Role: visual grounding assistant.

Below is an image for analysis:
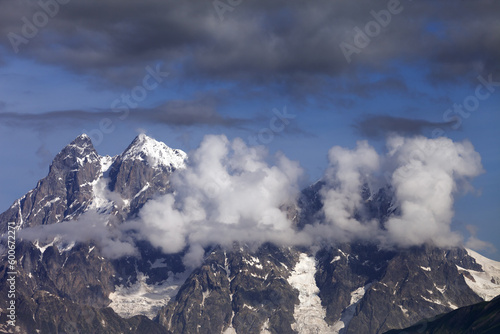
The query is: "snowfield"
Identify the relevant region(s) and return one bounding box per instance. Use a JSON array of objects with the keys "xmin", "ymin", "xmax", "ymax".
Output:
[{"xmin": 287, "ymin": 253, "xmax": 337, "ymax": 334}]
